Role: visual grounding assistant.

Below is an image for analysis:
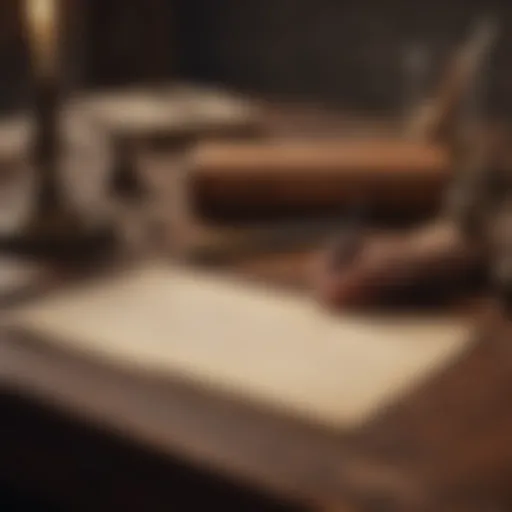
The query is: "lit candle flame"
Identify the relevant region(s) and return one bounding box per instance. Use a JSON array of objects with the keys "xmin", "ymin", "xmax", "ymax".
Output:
[{"xmin": 25, "ymin": 0, "xmax": 59, "ymax": 77}]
